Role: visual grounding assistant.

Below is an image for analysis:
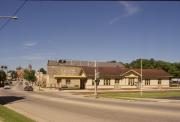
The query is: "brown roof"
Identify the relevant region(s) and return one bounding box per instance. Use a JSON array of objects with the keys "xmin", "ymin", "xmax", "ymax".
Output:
[
  {"xmin": 82, "ymin": 67, "xmax": 172, "ymax": 79},
  {"xmin": 82, "ymin": 66, "xmax": 123, "ymax": 78},
  {"xmin": 133, "ymin": 69, "xmax": 172, "ymax": 78},
  {"xmin": 48, "ymin": 60, "xmax": 124, "ymax": 68}
]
